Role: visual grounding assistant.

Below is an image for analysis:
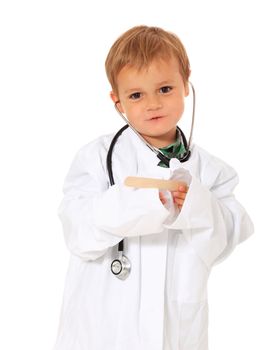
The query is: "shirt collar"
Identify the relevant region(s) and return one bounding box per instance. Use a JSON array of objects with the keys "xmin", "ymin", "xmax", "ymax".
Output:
[{"xmin": 157, "ymin": 129, "xmax": 186, "ymax": 168}]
